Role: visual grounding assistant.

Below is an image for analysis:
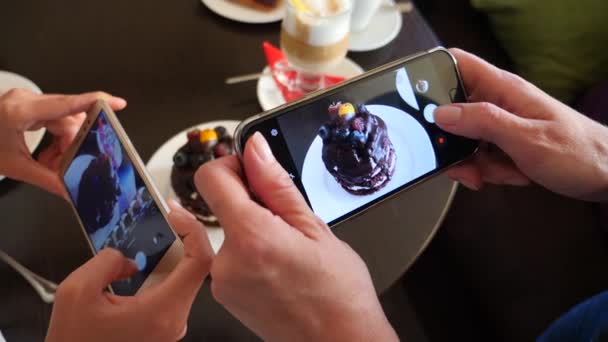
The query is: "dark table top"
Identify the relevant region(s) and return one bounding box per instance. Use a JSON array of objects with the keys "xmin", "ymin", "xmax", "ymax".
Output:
[{"xmin": 0, "ymin": 1, "xmax": 446, "ymax": 340}]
